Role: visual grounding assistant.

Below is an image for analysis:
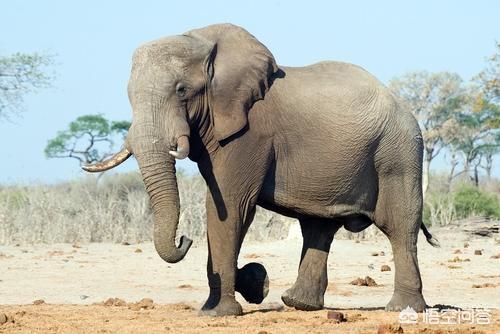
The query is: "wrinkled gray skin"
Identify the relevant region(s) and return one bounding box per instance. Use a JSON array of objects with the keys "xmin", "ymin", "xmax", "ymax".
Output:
[{"xmin": 86, "ymin": 24, "xmax": 438, "ymax": 316}]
